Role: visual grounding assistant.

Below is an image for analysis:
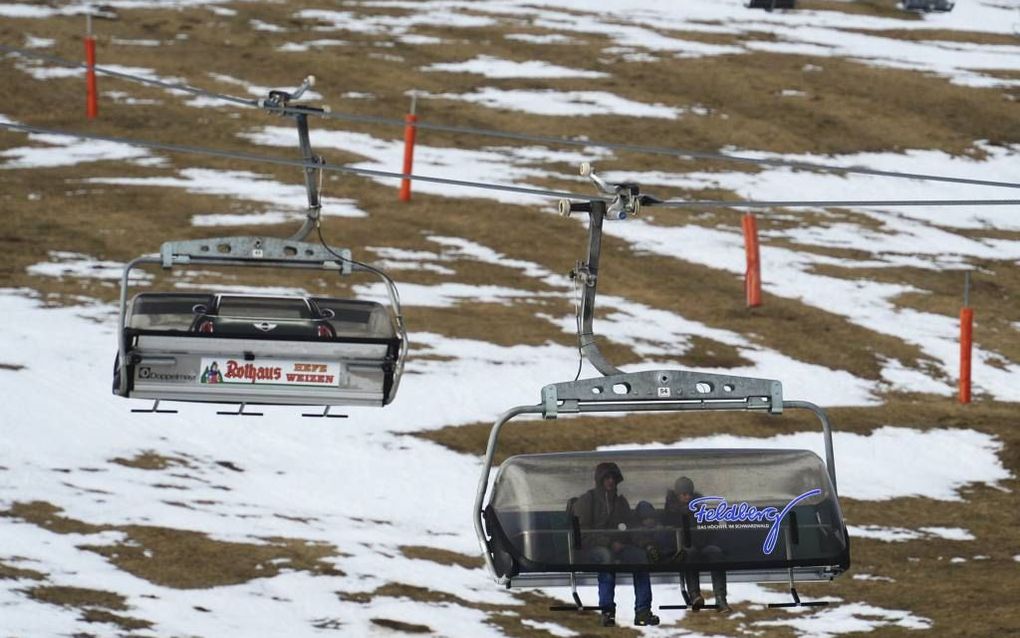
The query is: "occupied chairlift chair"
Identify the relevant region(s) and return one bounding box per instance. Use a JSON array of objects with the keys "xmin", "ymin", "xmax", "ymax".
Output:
[
  {"xmin": 901, "ymin": 0, "xmax": 954, "ymax": 12},
  {"xmin": 112, "ymin": 78, "xmax": 407, "ymax": 415},
  {"xmin": 474, "ymin": 165, "xmax": 850, "ymax": 612},
  {"xmin": 746, "ymin": 0, "xmax": 796, "ymax": 10}
]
